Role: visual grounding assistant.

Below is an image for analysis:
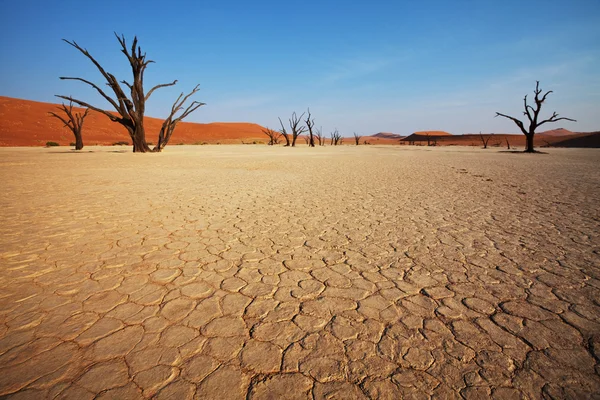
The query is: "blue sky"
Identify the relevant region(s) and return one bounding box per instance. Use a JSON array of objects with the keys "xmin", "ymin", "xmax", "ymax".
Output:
[{"xmin": 1, "ymin": 0, "xmax": 599, "ymax": 135}]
